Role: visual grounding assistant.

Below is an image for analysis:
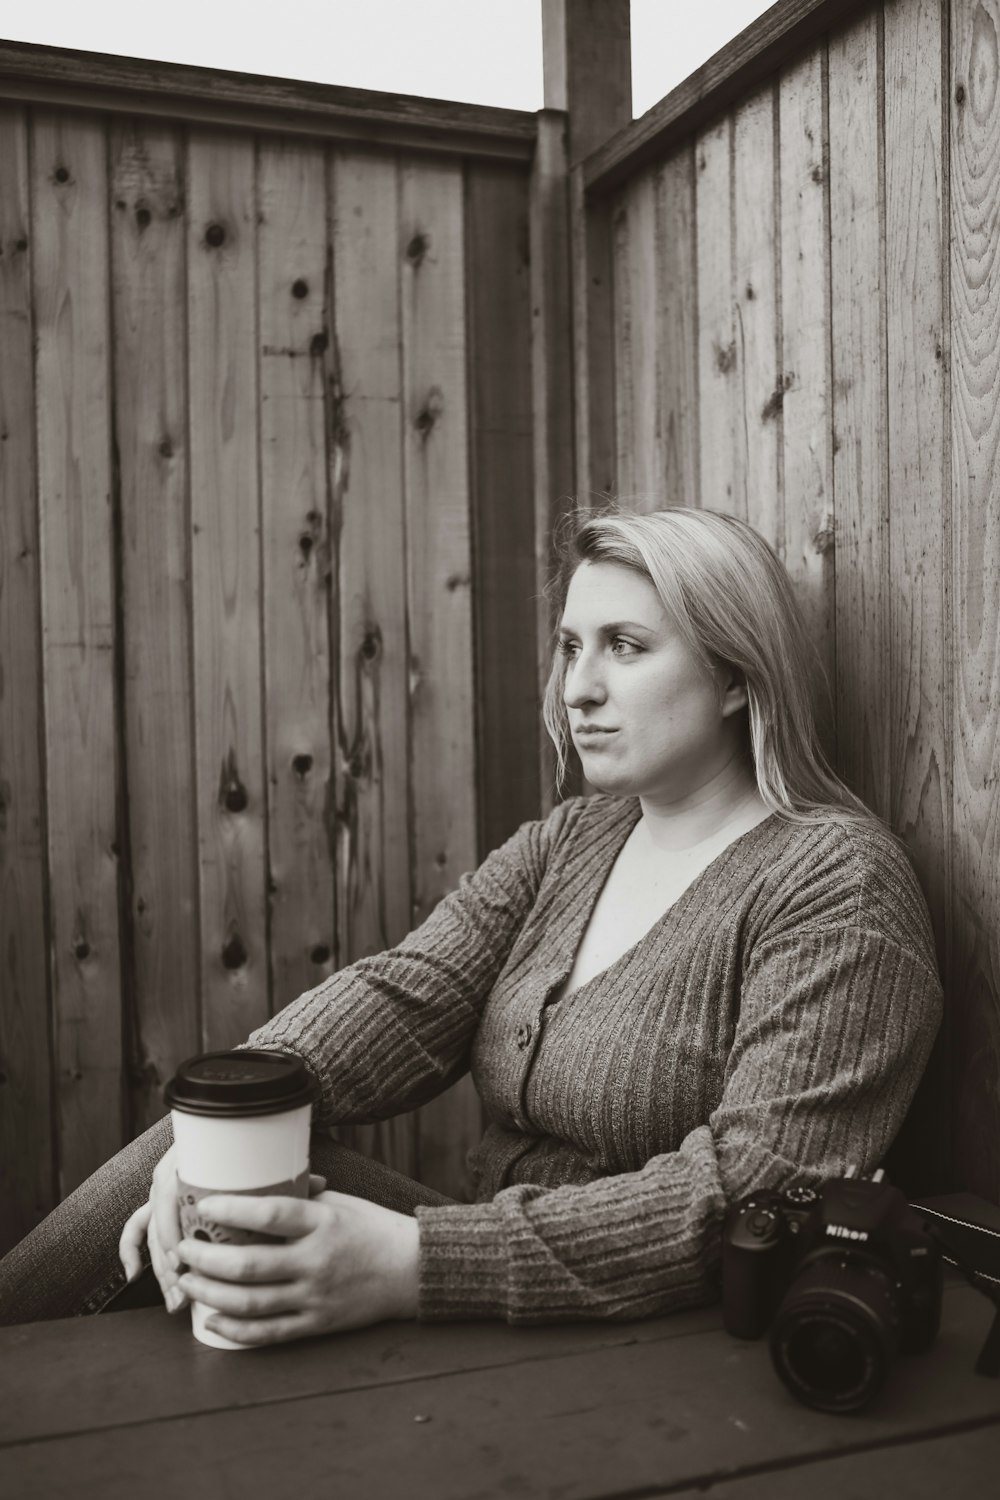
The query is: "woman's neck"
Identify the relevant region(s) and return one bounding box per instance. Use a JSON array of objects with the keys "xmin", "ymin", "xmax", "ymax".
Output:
[{"xmin": 637, "ymin": 760, "xmax": 768, "ymax": 854}]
